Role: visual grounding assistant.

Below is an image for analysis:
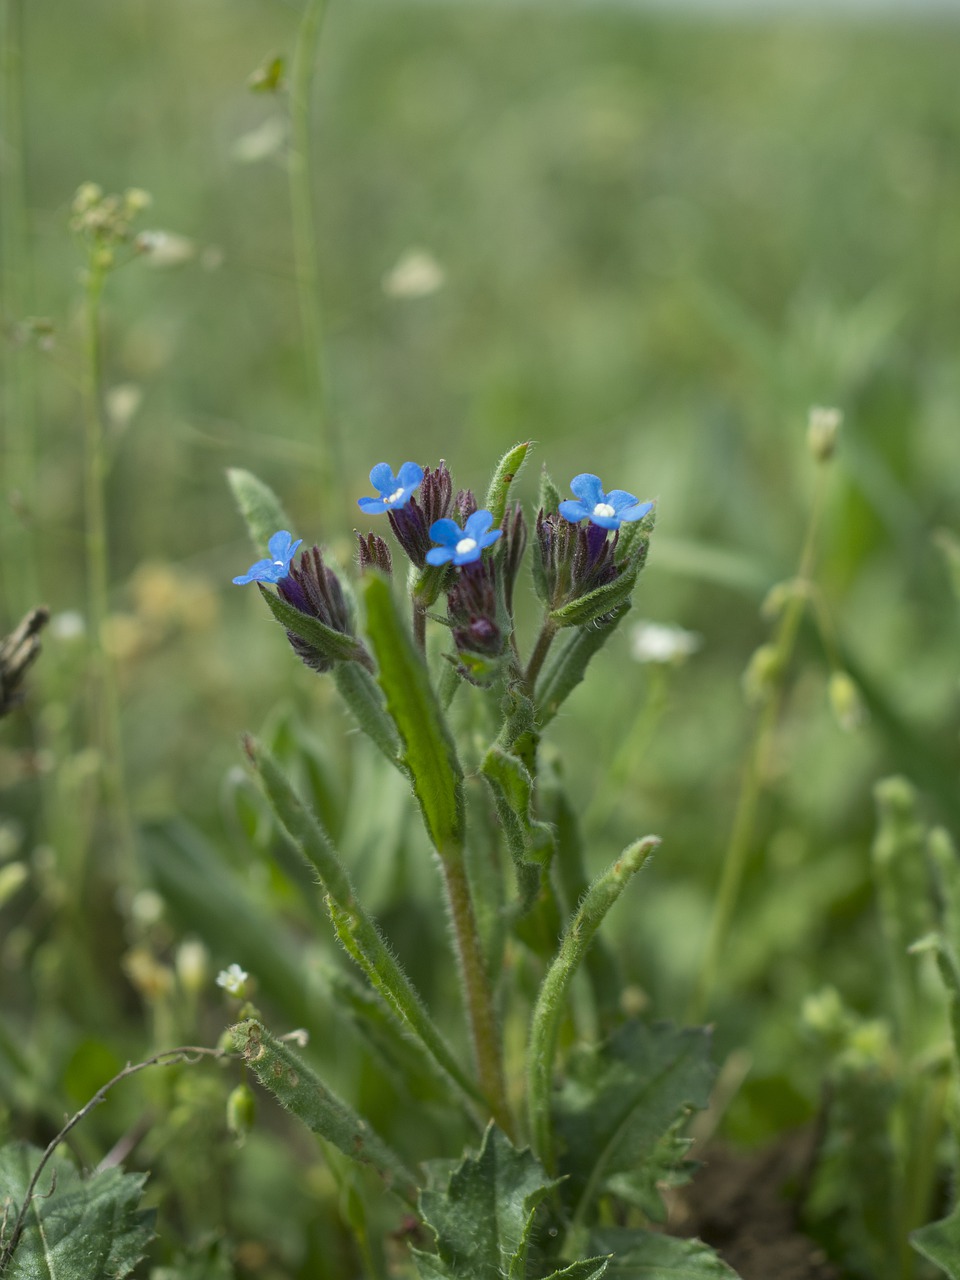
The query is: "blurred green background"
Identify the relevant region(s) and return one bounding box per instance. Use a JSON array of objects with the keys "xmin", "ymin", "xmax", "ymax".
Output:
[{"xmin": 3, "ymin": 0, "xmax": 960, "ymax": 1219}]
